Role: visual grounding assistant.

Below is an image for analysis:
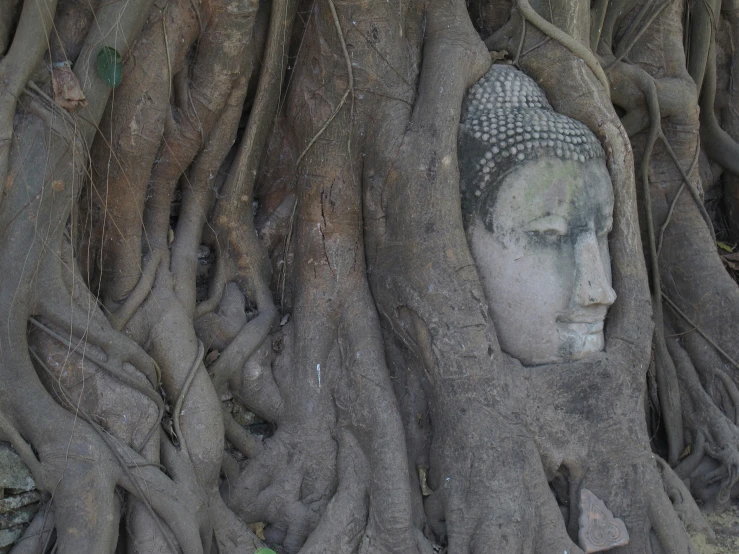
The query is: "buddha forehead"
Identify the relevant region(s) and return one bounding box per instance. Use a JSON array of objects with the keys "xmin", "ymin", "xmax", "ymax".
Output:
[{"xmin": 491, "ymin": 157, "xmax": 614, "ymax": 231}]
